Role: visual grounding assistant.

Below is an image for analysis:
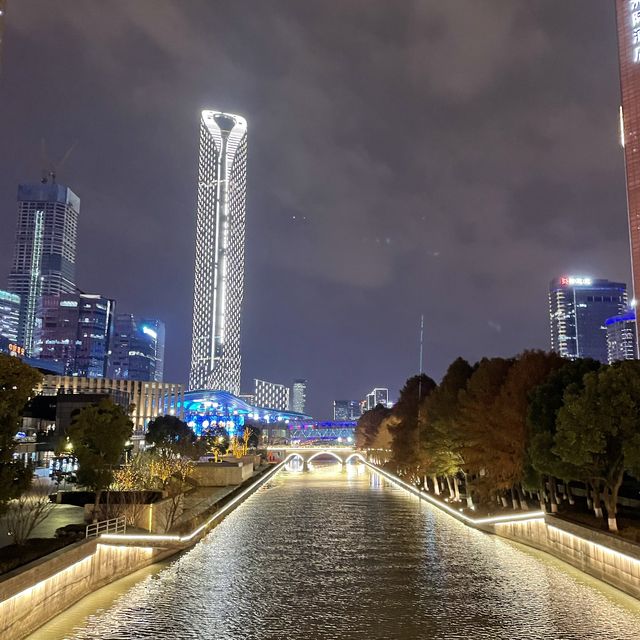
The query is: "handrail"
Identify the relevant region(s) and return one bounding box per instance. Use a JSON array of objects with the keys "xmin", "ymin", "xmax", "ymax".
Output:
[{"xmin": 86, "ymin": 516, "xmax": 126, "ymax": 538}]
